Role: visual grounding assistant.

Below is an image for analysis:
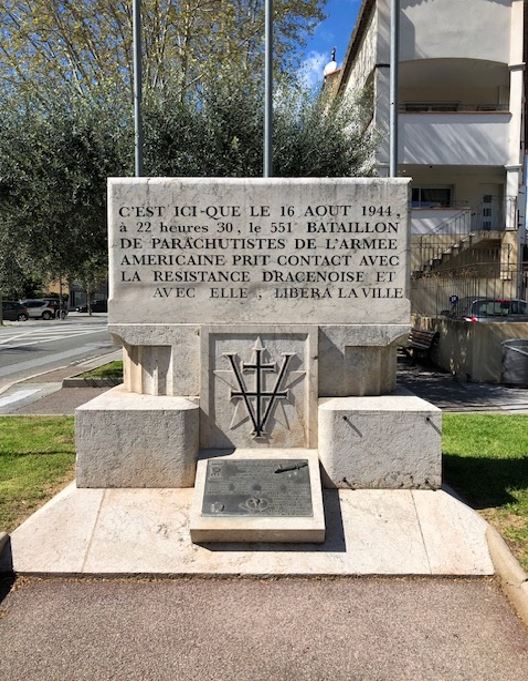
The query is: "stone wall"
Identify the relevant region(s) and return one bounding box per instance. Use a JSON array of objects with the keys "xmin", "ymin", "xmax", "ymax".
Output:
[{"xmin": 413, "ymin": 315, "xmax": 528, "ymax": 383}]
